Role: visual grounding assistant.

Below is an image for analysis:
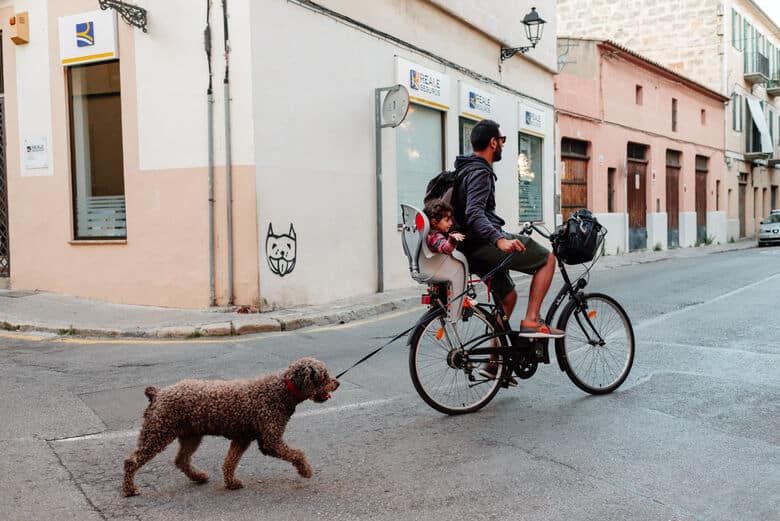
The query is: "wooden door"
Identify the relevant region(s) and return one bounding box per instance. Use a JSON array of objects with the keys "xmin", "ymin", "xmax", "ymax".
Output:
[
  {"xmin": 739, "ymin": 183, "xmax": 746, "ymax": 237},
  {"xmin": 666, "ymin": 166, "xmax": 680, "ymax": 248},
  {"xmin": 627, "ymin": 160, "xmax": 647, "ymax": 250},
  {"xmin": 561, "ymin": 157, "xmax": 588, "ymax": 219},
  {"xmin": 695, "ymin": 171, "xmax": 707, "ymax": 243}
]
